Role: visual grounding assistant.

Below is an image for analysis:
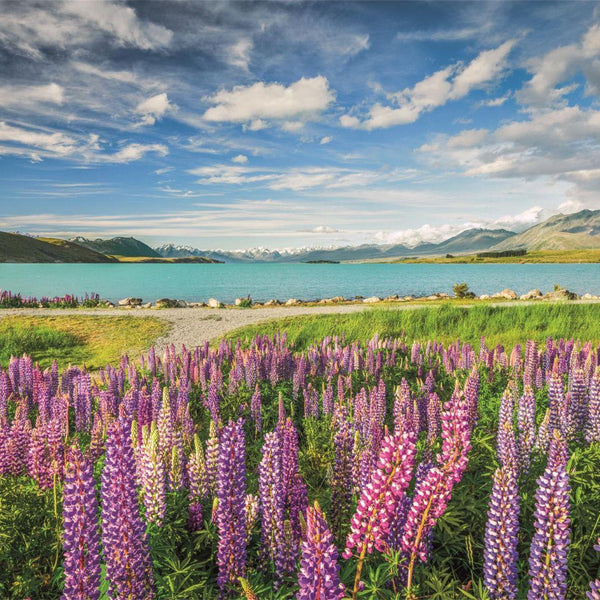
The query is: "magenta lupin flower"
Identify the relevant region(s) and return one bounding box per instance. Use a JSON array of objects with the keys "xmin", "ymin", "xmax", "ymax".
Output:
[
  {"xmin": 527, "ymin": 431, "xmax": 571, "ymax": 600},
  {"xmin": 483, "ymin": 466, "xmax": 520, "ymax": 600},
  {"xmin": 297, "ymin": 501, "xmax": 345, "ymax": 600},
  {"xmin": 343, "ymin": 427, "xmax": 417, "ymax": 559},
  {"xmin": 61, "ymin": 445, "xmax": 101, "ymax": 600},
  {"xmin": 216, "ymin": 418, "xmax": 247, "ymax": 597},
  {"xmin": 101, "ymin": 420, "xmax": 155, "ymax": 599}
]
